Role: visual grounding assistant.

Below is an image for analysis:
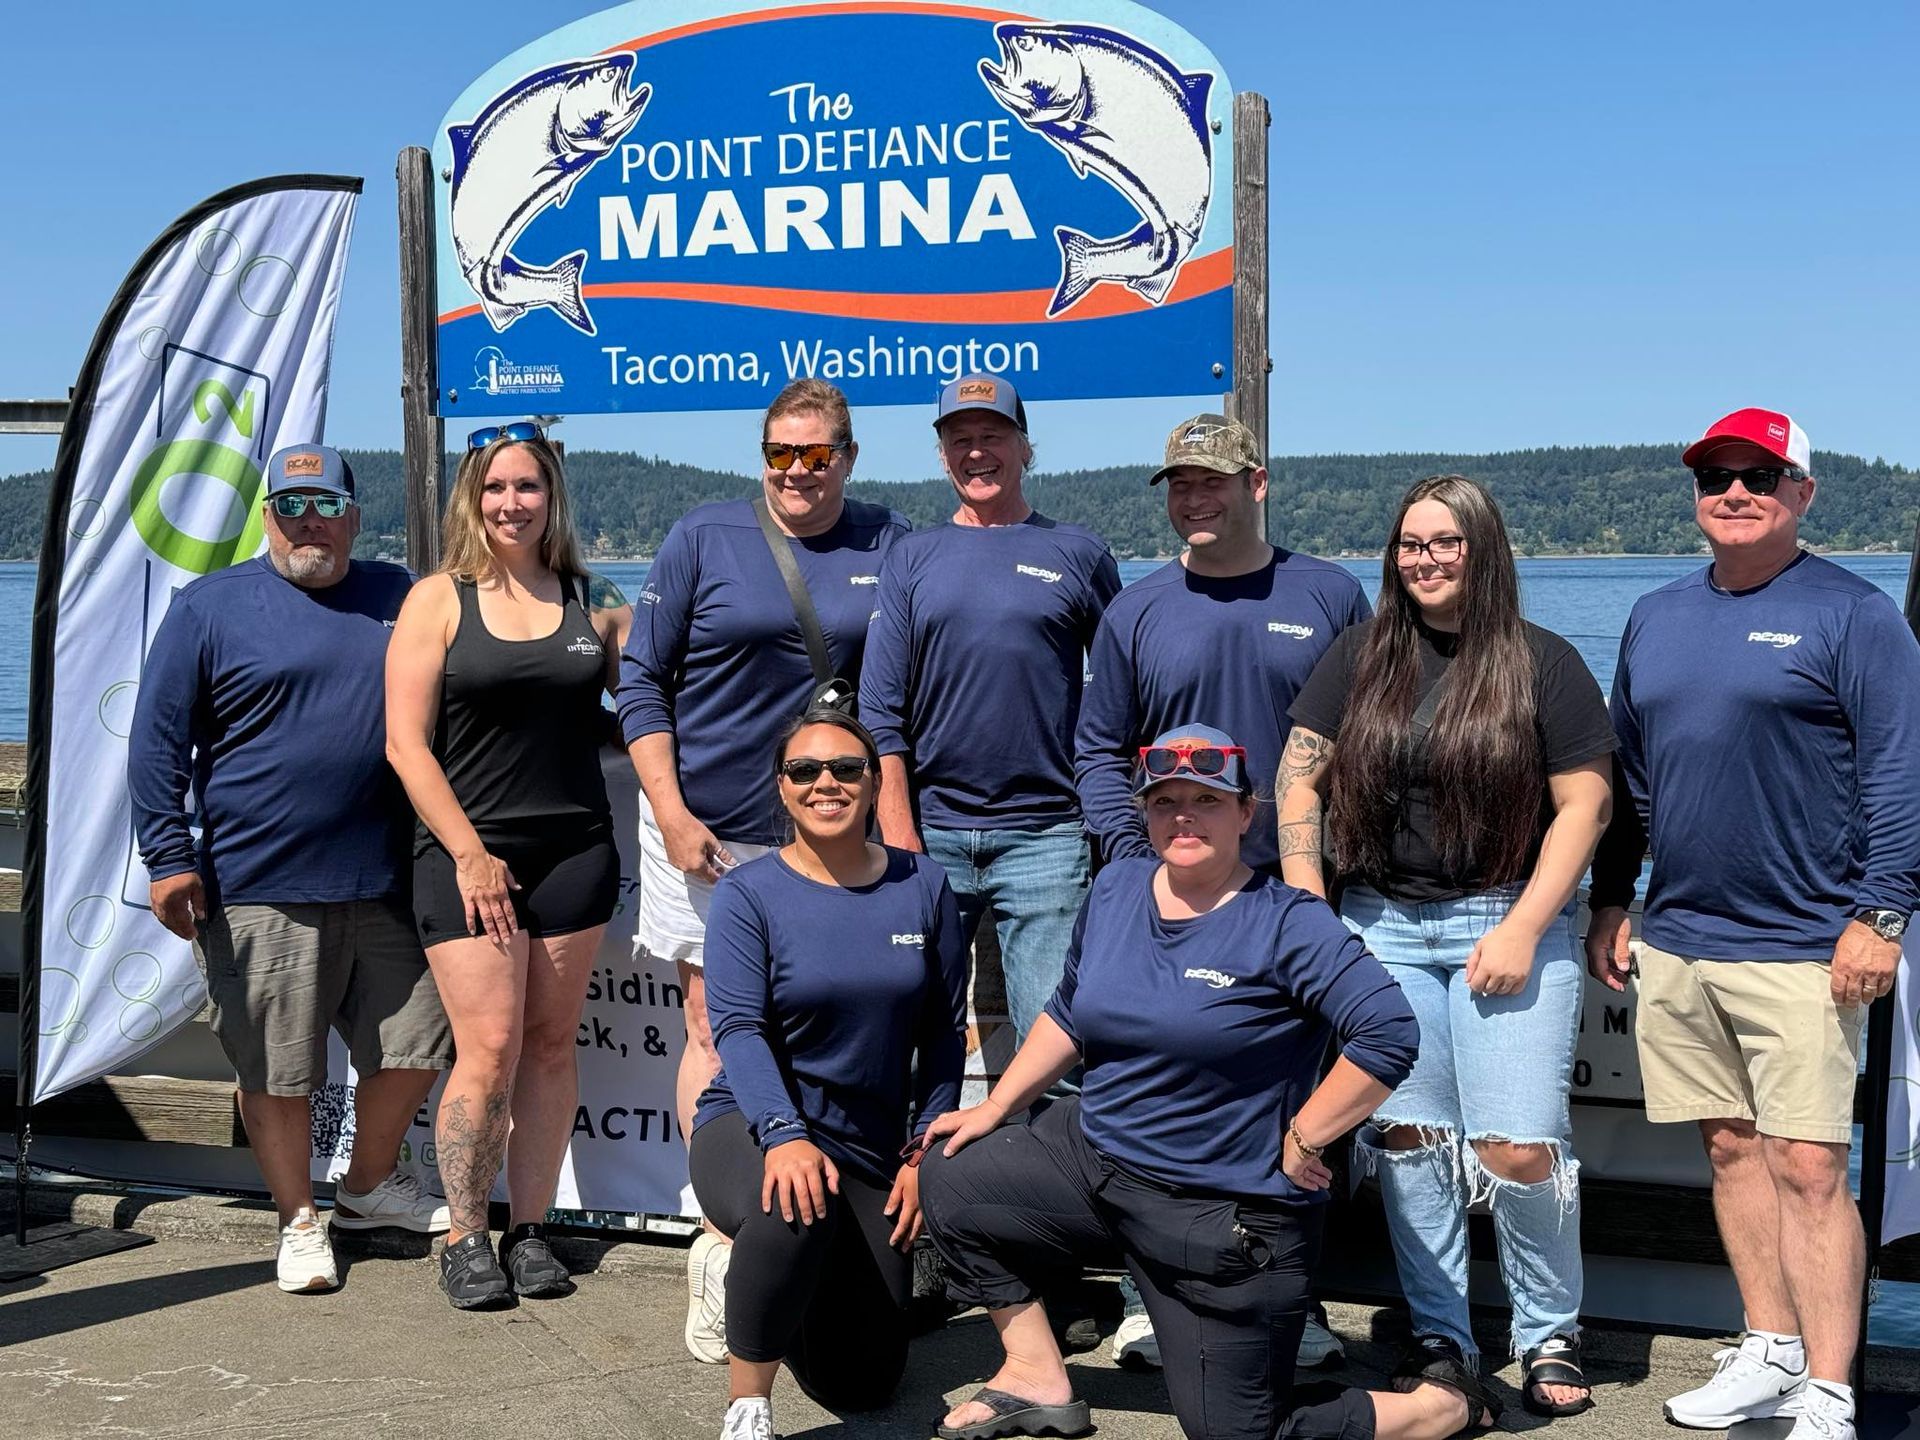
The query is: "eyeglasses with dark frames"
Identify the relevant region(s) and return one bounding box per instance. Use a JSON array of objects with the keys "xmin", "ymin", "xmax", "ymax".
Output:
[{"xmin": 1395, "ymin": 535, "xmax": 1465, "ymax": 566}]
